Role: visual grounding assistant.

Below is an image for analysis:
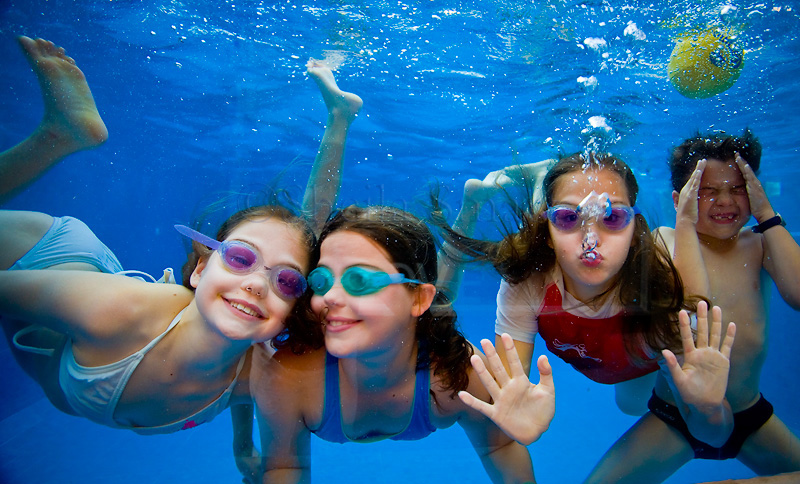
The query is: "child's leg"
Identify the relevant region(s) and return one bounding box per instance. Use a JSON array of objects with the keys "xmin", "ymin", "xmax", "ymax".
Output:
[
  {"xmin": 614, "ymin": 373, "xmax": 657, "ymax": 416},
  {"xmin": 0, "ymin": 36, "xmax": 107, "ymax": 204},
  {"xmin": 583, "ymin": 413, "xmax": 693, "ymax": 484},
  {"xmin": 0, "ymin": 210, "xmax": 102, "ymax": 272},
  {"xmin": 436, "ymin": 173, "xmax": 506, "ymax": 301},
  {"xmin": 301, "ymin": 60, "xmax": 362, "ymax": 233},
  {"xmin": 436, "ymin": 159, "xmax": 552, "ymax": 301},
  {"xmin": 738, "ymin": 414, "xmax": 800, "ymax": 475}
]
